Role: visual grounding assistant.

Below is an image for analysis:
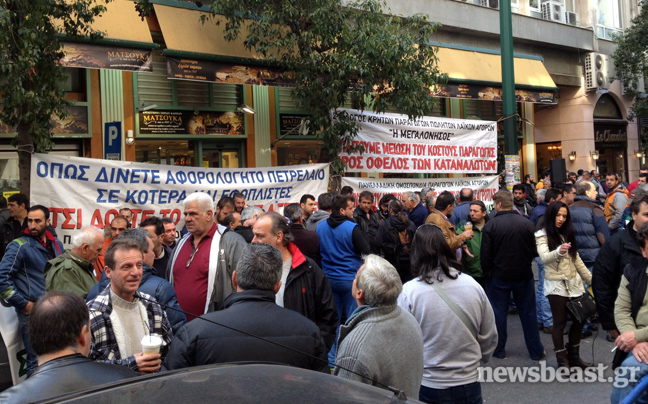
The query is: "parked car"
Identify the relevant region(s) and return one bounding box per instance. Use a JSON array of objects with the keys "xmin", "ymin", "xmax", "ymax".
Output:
[{"xmin": 46, "ymin": 363, "xmax": 420, "ymax": 404}]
